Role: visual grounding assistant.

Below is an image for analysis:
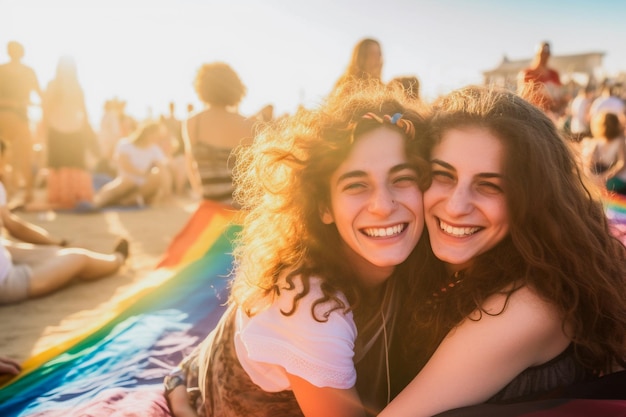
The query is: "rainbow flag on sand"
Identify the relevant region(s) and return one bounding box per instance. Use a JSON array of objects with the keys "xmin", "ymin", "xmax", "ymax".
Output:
[{"xmin": 0, "ymin": 200, "xmax": 240, "ymax": 417}]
